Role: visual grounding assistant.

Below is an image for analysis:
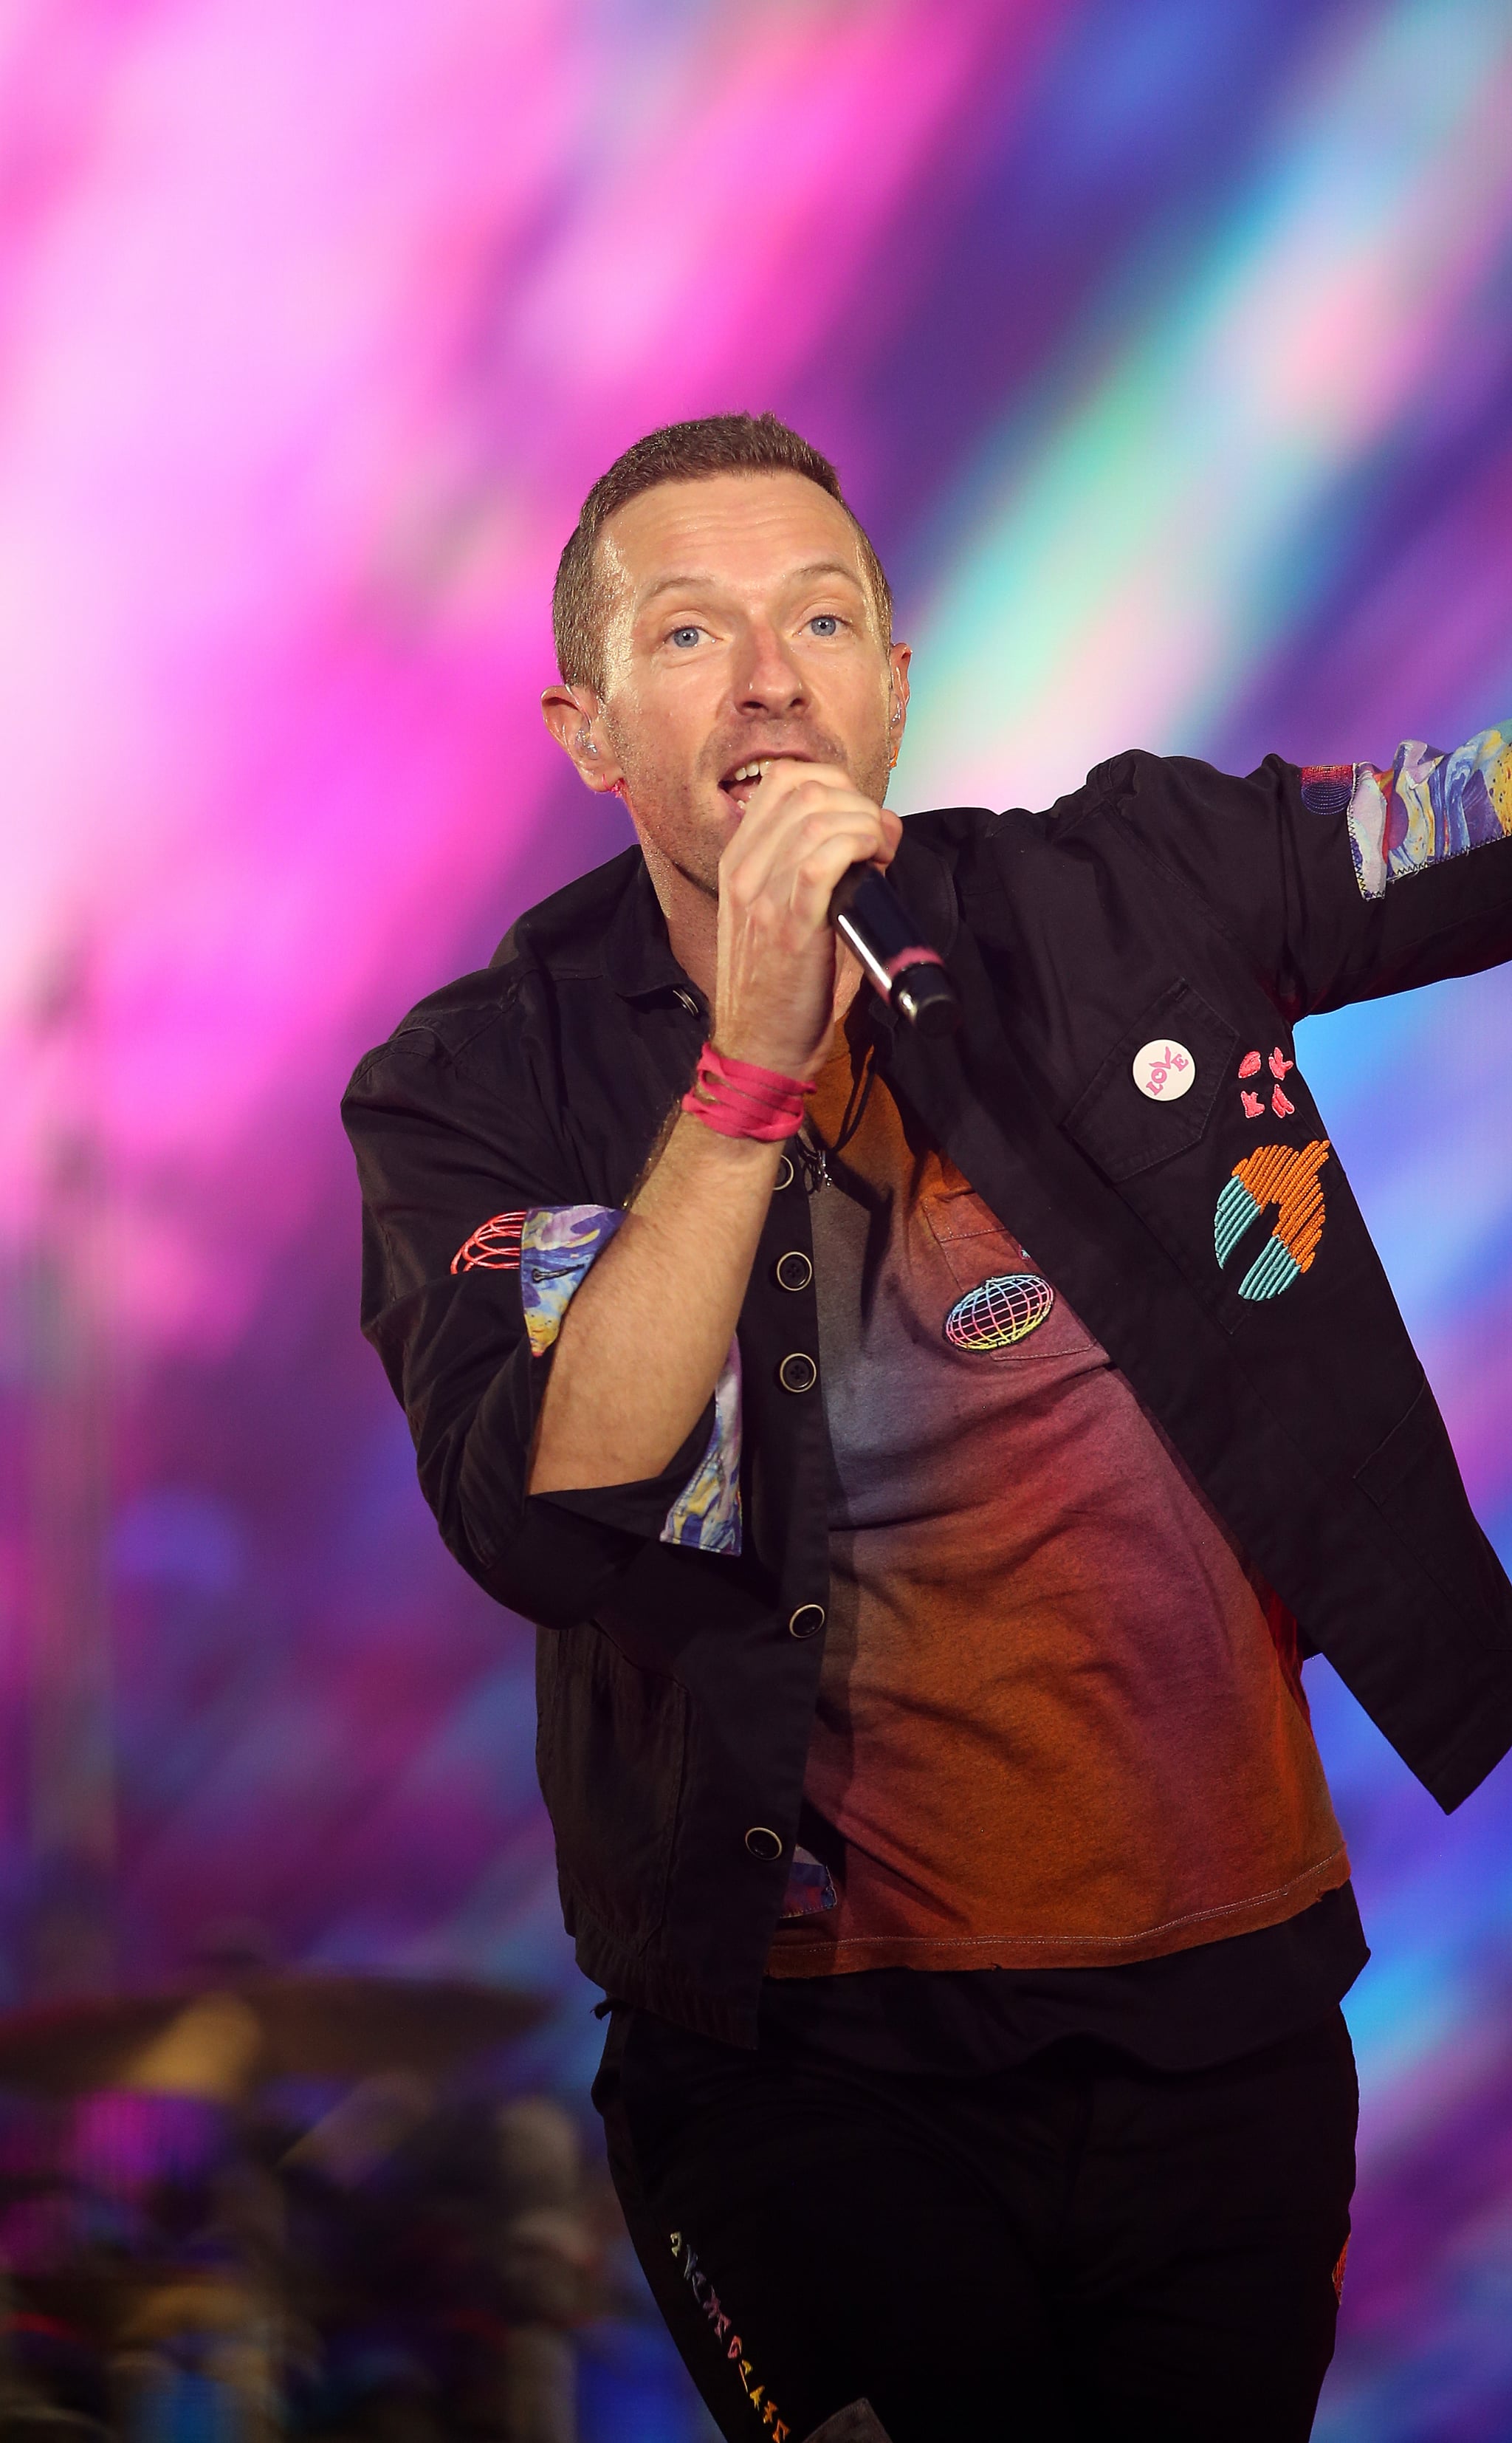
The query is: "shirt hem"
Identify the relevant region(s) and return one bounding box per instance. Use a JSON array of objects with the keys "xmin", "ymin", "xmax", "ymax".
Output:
[{"xmin": 764, "ymin": 1846, "xmax": 1351, "ymax": 1978}]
